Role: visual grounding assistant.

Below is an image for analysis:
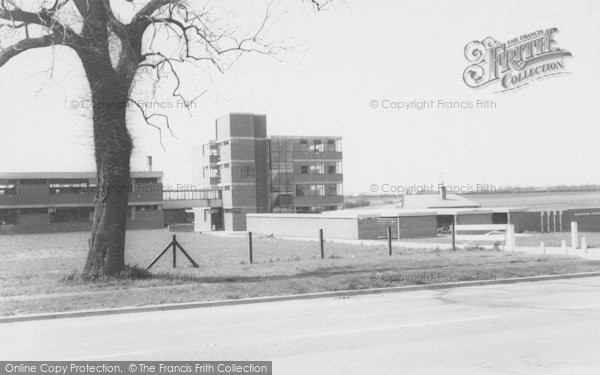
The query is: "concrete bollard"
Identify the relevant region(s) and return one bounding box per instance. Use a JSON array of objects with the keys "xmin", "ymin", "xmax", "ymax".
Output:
[
  {"xmin": 562, "ymin": 240, "xmax": 568, "ymax": 255},
  {"xmin": 540, "ymin": 242, "xmax": 546, "ymax": 254},
  {"xmin": 571, "ymin": 222, "xmax": 579, "ymax": 250},
  {"xmin": 506, "ymin": 225, "xmax": 515, "ymax": 251},
  {"xmin": 582, "ymin": 237, "xmax": 588, "ymax": 254}
]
